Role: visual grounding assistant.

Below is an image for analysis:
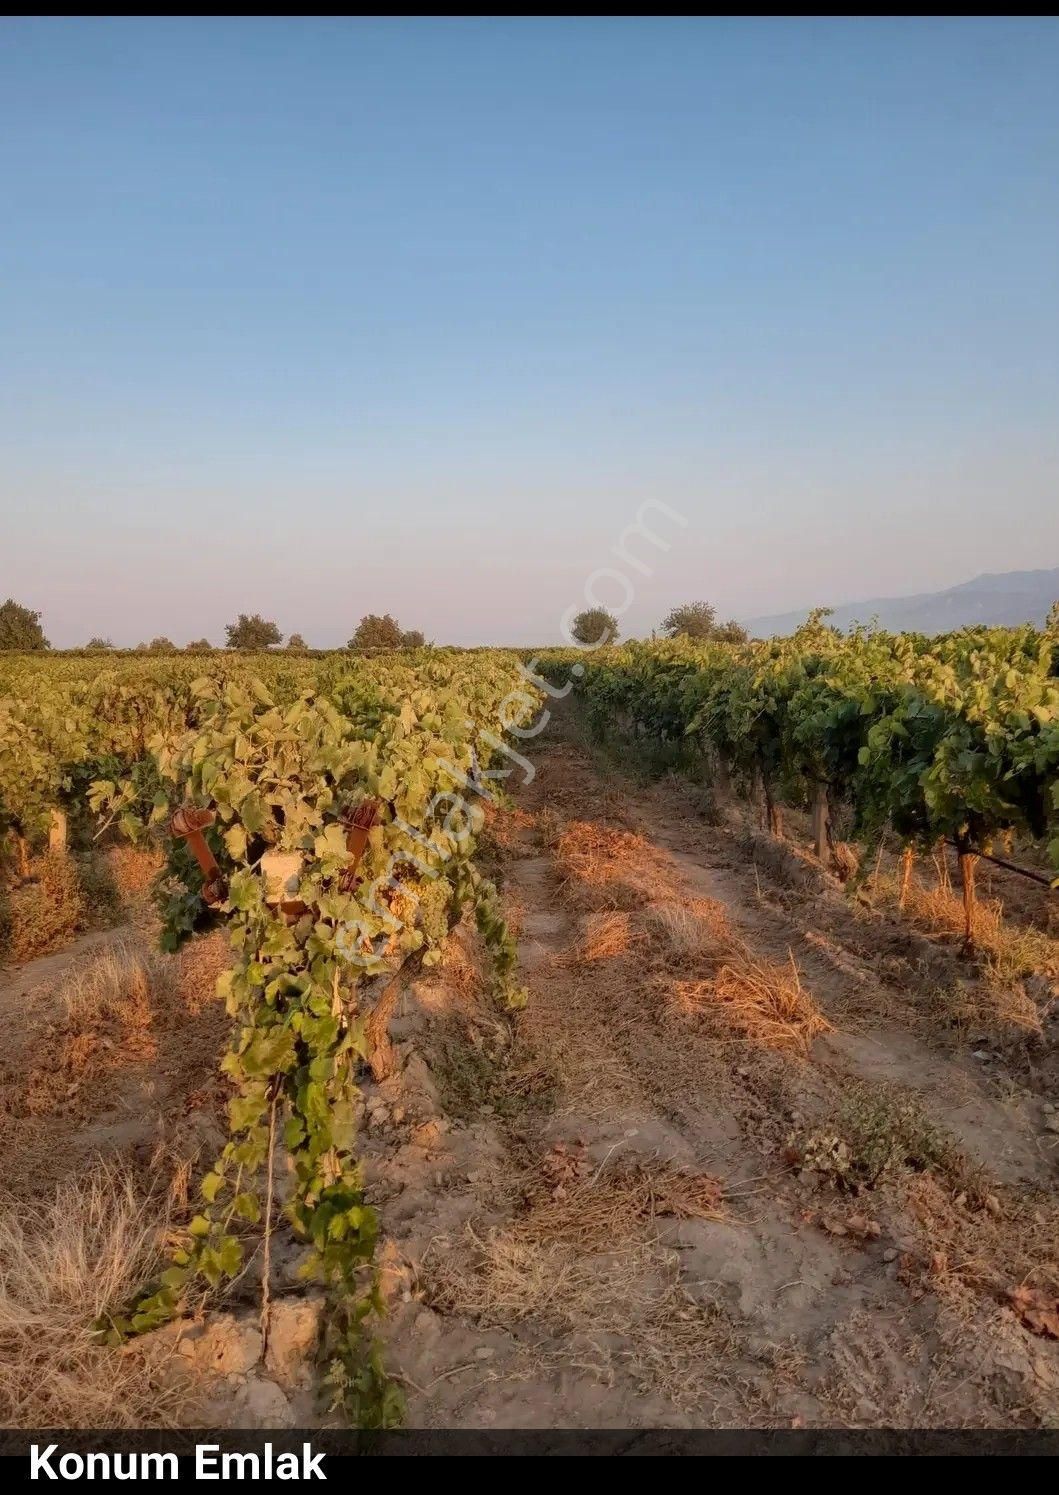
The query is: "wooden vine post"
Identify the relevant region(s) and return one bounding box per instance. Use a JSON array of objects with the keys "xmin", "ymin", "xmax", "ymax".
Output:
[
  {"xmin": 338, "ymin": 797, "xmax": 382, "ymax": 891},
  {"xmin": 955, "ymin": 832, "xmax": 978, "ymax": 948},
  {"xmin": 763, "ymin": 779, "xmax": 783, "ymax": 839},
  {"xmin": 48, "ymin": 809, "xmax": 68, "ymax": 855},
  {"xmin": 933, "ymin": 838, "xmax": 950, "ymax": 893},
  {"xmin": 750, "ymin": 763, "xmax": 765, "ymax": 830},
  {"xmin": 899, "ymin": 846, "xmax": 914, "ymax": 909},
  {"xmin": 754, "ymin": 758, "xmax": 782, "ymax": 838},
  {"xmin": 713, "ymin": 754, "xmax": 731, "ymax": 803},
  {"xmin": 811, "ymin": 784, "xmax": 830, "ymax": 863}
]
